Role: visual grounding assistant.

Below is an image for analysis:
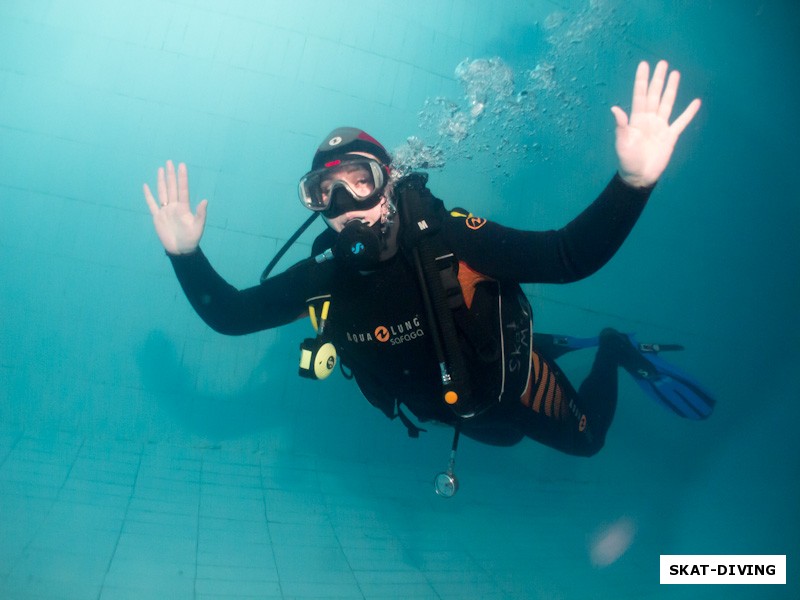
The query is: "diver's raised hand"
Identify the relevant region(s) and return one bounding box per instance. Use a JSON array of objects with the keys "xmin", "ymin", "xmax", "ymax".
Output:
[
  {"xmin": 143, "ymin": 160, "xmax": 208, "ymax": 255},
  {"xmin": 611, "ymin": 60, "xmax": 701, "ymax": 188}
]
